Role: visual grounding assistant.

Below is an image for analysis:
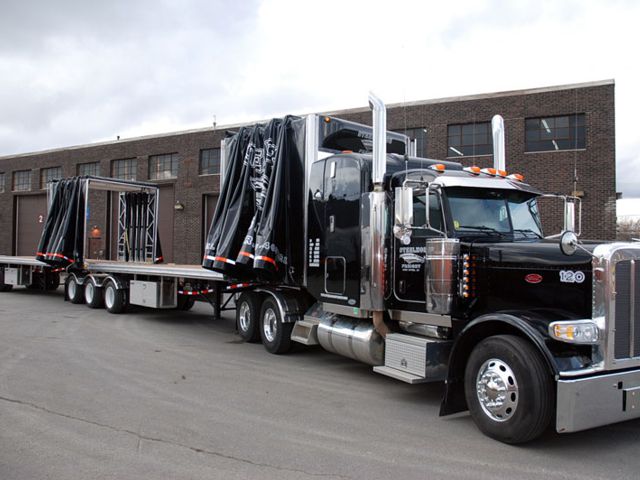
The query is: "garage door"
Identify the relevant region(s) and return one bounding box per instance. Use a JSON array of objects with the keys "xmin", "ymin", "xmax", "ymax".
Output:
[
  {"xmin": 15, "ymin": 194, "xmax": 47, "ymax": 256},
  {"xmin": 203, "ymin": 194, "xmax": 218, "ymax": 255}
]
